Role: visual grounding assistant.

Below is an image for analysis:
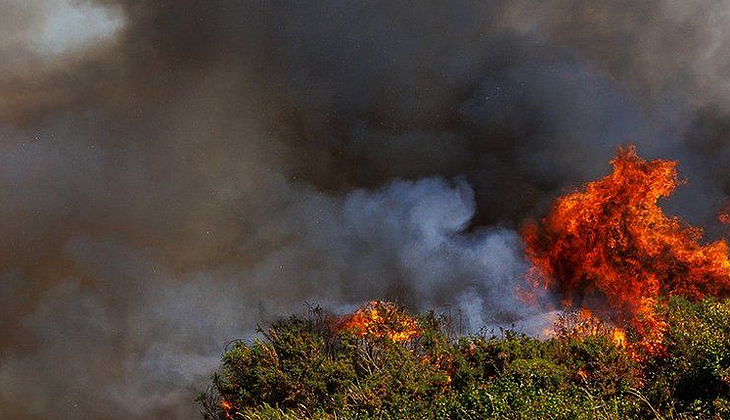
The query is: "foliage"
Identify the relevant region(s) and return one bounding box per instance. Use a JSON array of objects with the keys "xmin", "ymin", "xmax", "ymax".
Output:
[{"xmin": 198, "ymin": 299, "xmax": 730, "ymax": 420}]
